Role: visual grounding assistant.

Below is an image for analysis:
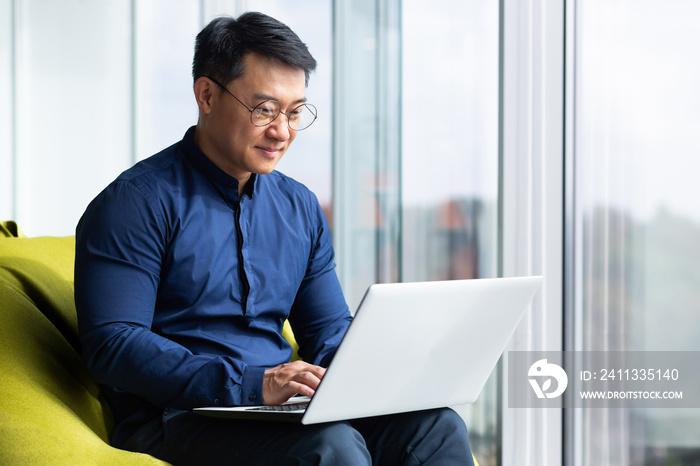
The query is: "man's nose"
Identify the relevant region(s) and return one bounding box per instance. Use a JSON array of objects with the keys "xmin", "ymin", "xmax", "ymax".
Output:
[{"xmin": 266, "ymin": 116, "xmax": 292, "ymax": 141}]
